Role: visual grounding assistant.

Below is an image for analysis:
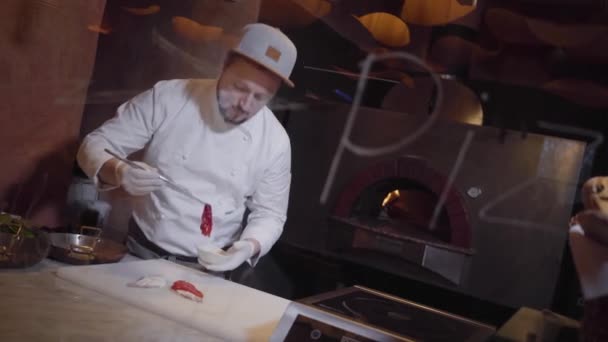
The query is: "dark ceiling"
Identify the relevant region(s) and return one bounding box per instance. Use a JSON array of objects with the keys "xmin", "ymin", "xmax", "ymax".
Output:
[{"xmin": 86, "ymin": 0, "xmax": 608, "ymax": 176}]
